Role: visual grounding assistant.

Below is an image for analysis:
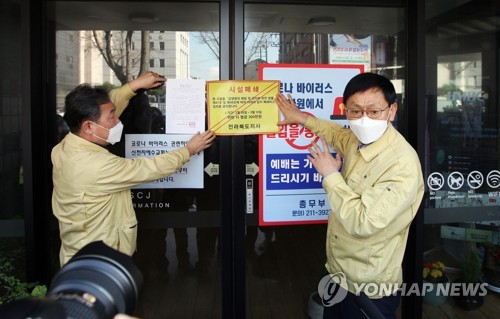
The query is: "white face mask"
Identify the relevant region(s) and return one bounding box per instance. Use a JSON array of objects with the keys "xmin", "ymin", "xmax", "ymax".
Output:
[
  {"xmin": 348, "ymin": 112, "xmax": 391, "ymax": 144},
  {"xmin": 91, "ymin": 121, "xmax": 124, "ymax": 145}
]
